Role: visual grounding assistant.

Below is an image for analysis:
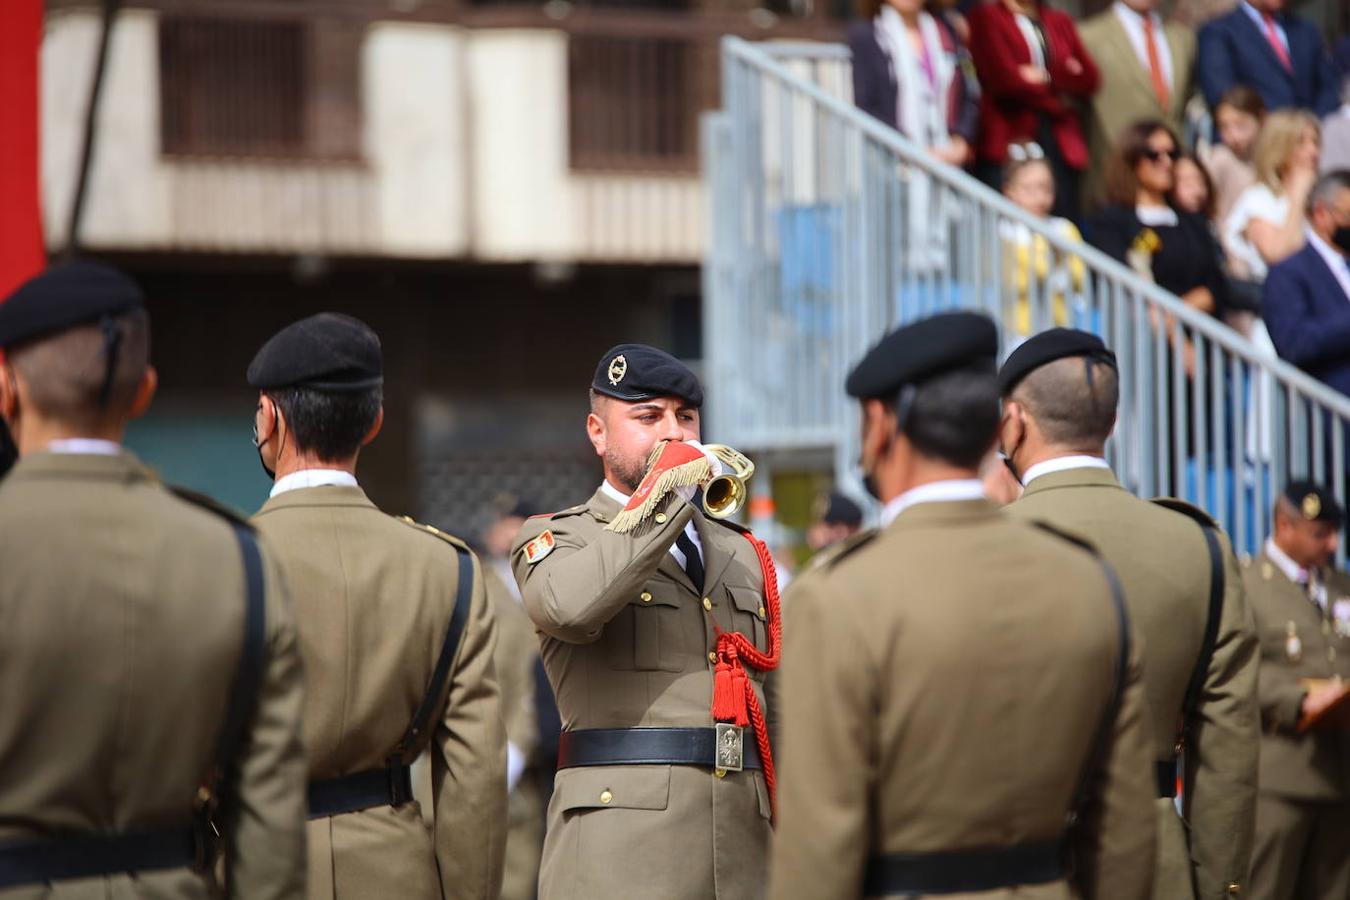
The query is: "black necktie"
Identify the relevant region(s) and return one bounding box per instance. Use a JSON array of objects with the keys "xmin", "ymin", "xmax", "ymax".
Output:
[{"xmin": 676, "ymin": 530, "xmax": 705, "ymax": 594}]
